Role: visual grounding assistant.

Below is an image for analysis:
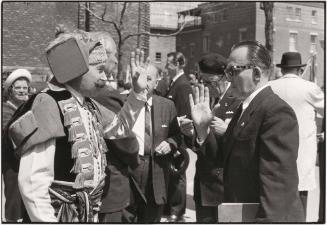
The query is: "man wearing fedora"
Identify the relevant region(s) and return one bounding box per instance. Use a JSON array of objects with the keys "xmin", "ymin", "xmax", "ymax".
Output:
[
  {"xmin": 270, "ymin": 52, "xmax": 324, "ymax": 220},
  {"xmin": 2, "ymin": 69, "xmax": 32, "ymax": 222}
]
